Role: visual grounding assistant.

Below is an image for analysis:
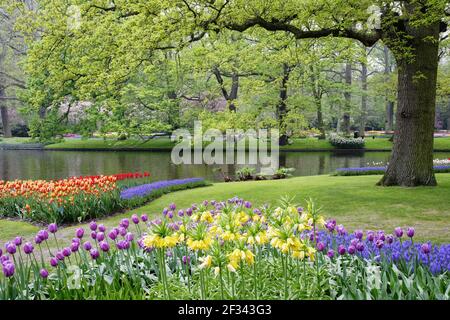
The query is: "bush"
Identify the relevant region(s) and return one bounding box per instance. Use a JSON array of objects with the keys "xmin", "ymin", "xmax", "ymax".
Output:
[
  {"xmin": 328, "ymin": 133, "xmax": 365, "ymax": 149},
  {"xmin": 11, "ymin": 124, "xmax": 30, "ymax": 137}
]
